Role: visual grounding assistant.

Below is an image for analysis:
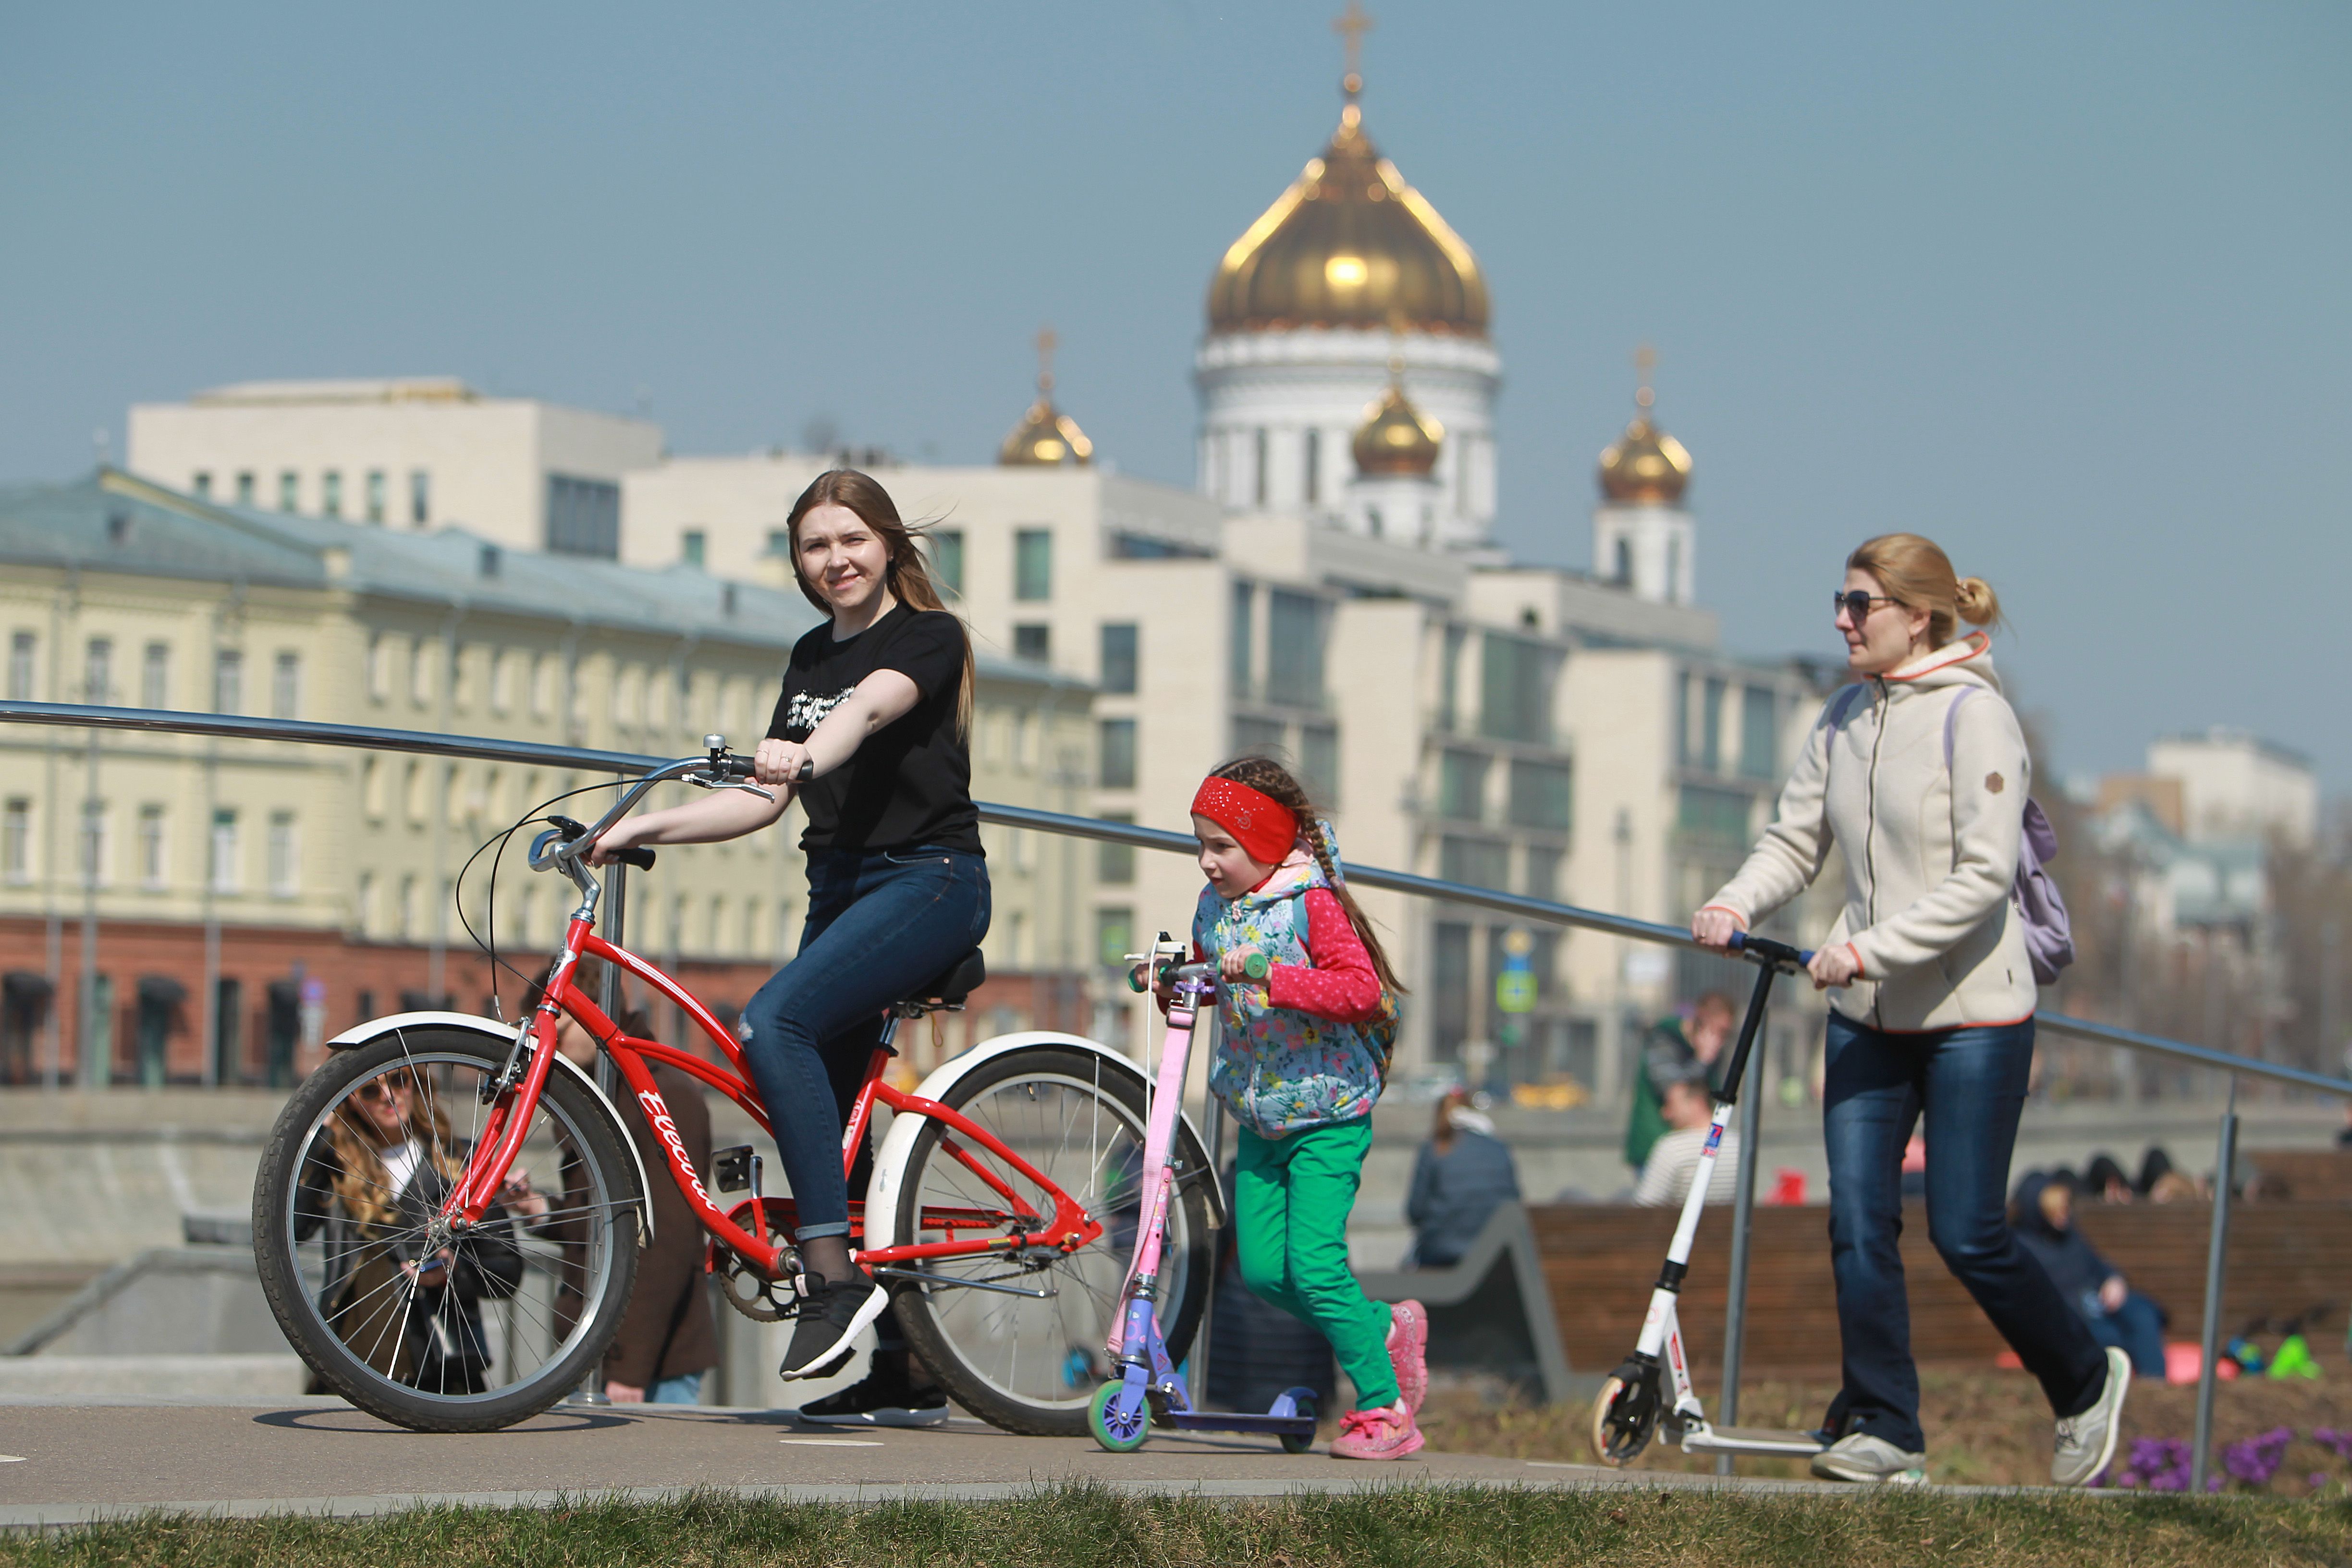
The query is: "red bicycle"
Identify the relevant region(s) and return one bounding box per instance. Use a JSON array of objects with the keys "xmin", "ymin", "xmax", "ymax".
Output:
[{"xmin": 252, "ymin": 739, "xmax": 1216, "ymax": 1434}]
